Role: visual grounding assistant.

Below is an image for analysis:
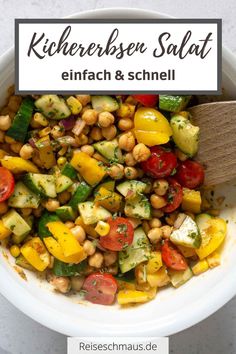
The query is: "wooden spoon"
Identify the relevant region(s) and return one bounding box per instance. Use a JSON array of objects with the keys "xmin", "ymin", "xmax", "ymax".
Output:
[{"xmin": 188, "ymin": 101, "xmax": 236, "ymax": 186}]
